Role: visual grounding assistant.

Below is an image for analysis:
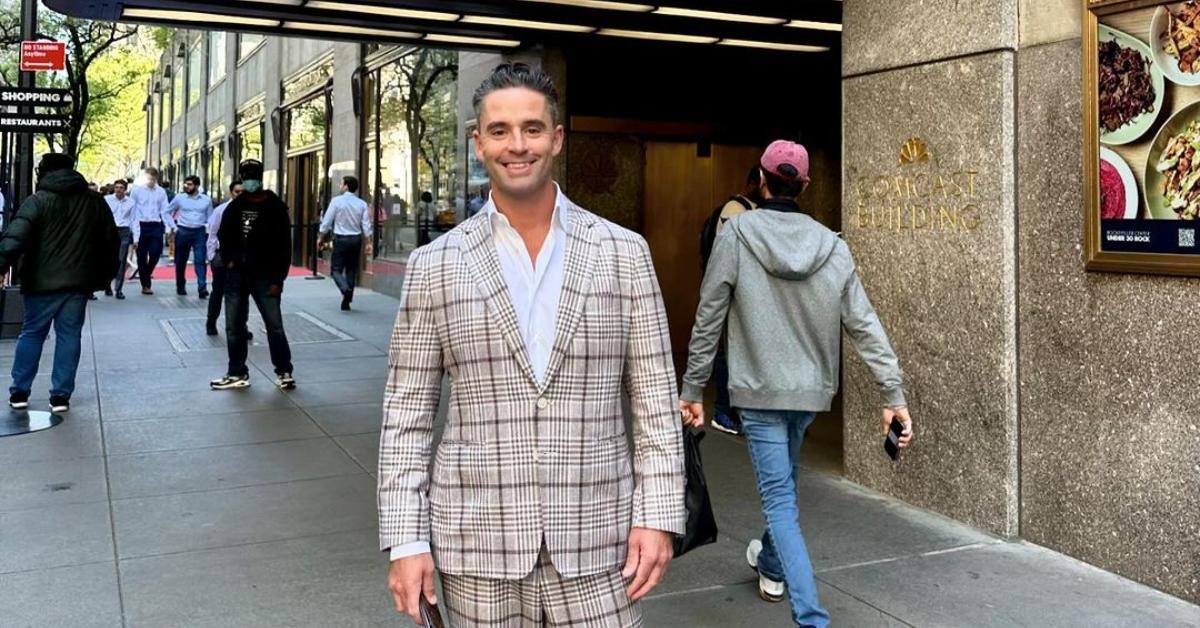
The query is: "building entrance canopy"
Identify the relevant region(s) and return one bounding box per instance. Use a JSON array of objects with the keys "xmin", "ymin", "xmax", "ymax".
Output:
[{"xmin": 45, "ymin": 0, "xmax": 840, "ymax": 54}]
